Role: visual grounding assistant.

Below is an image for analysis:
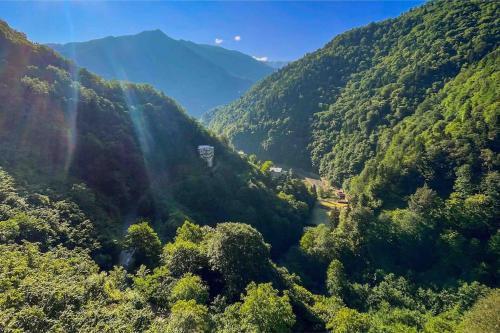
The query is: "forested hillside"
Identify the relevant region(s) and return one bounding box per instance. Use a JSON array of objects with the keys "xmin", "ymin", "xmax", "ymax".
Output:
[
  {"xmin": 350, "ymin": 50, "xmax": 499, "ymax": 209},
  {"xmin": 0, "ymin": 20, "xmax": 311, "ymax": 258},
  {"xmin": 207, "ymin": 0, "xmax": 499, "ymax": 183},
  {"xmin": 203, "ymin": 1, "xmax": 499, "ymax": 330},
  {"xmin": 49, "ymin": 30, "xmax": 273, "ymax": 117}
]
